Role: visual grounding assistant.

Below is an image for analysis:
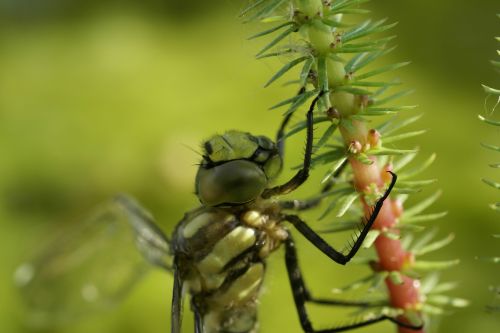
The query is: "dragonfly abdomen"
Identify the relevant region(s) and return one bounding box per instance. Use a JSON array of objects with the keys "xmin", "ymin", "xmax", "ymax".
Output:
[{"xmin": 172, "ymin": 206, "xmax": 285, "ymax": 332}]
